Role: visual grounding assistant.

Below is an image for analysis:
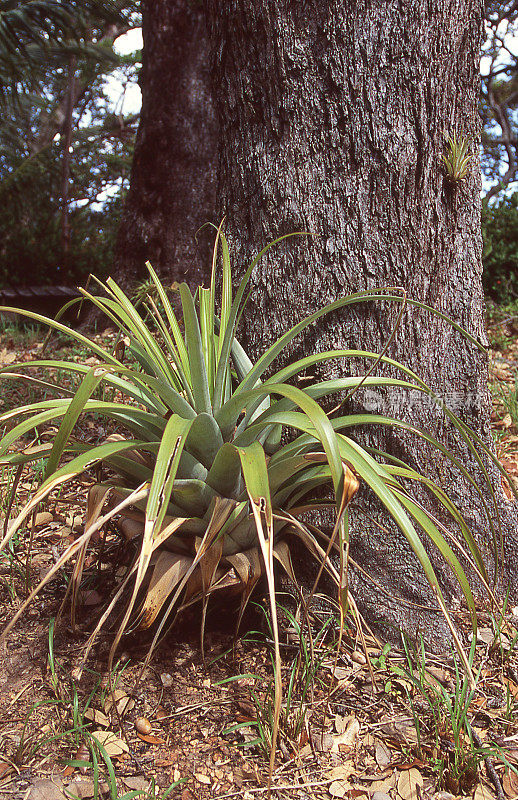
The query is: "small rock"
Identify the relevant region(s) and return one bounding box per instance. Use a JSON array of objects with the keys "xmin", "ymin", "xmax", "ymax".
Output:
[
  {"xmin": 123, "ymin": 778, "xmax": 150, "ymax": 792},
  {"xmin": 72, "ymin": 515, "xmax": 83, "ymax": 533},
  {"xmin": 65, "ymin": 780, "xmax": 95, "ymax": 799},
  {"xmin": 27, "ymin": 778, "xmax": 65, "ymax": 800},
  {"xmin": 425, "ymin": 666, "xmax": 449, "ymax": 685},
  {"xmin": 476, "ymin": 627, "xmax": 495, "ymax": 646},
  {"xmin": 351, "ymin": 650, "xmax": 367, "ymax": 665},
  {"xmin": 160, "ymin": 672, "xmax": 173, "ymax": 687}
]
